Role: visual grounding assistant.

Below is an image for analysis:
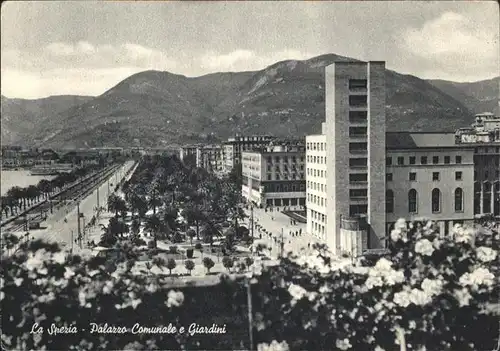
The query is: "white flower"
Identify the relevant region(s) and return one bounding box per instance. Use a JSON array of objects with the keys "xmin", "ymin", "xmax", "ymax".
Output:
[
  {"xmin": 166, "ymin": 290, "xmax": 184, "ymax": 307},
  {"xmin": 288, "ymin": 283, "xmax": 308, "ymax": 302},
  {"xmin": 453, "ymin": 288, "xmax": 472, "ymax": 307},
  {"xmin": 365, "ymin": 276, "xmax": 384, "ymax": 290},
  {"xmin": 374, "ymin": 258, "xmax": 393, "ymax": 271},
  {"xmin": 384, "ymin": 269, "xmax": 405, "ymax": 286},
  {"xmin": 26, "ymin": 250, "xmax": 49, "ymax": 272},
  {"xmin": 409, "ymin": 288, "xmax": 432, "ymax": 306},
  {"xmin": 374, "ymin": 346, "xmax": 385, "ymax": 351},
  {"xmin": 421, "ymin": 278, "xmax": 443, "ymax": 296},
  {"xmin": 336, "ymin": 338, "xmax": 352, "ymax": 350},
  {"xmin": 64, "ymin": 267, "xmax": 75, "ymax": 280},
  {"xmin": 409, "ymin": 320, "xmax": 417, "ymax": 329},
  {"xmin": 454, "ymin": 226, "xmax": 476, "ymax": 245},
  {"xmin": 415, "ymin": 239, "xmax": 435, "ymax": 256},
  {"xmin": 102, "ymin": 281, "xmax": 114, "ymax": 294},
  {"xmin": 476, "ymin": 246, "xmax": 497, "ymax": 263},
  {"xmin": 459, "ymin": 267, "xmax": 495, "ymax": 288},
  {"xmin": 257, "ymin": 340, "xmax": 289, "ymax": 351},
  {"xmin": 394, "ymin": 291, "xmax": 411, "ymax": 307},
  {"xmin": 394, "ymin": 218, "xmax": 406, "ymax": 230},
  {"xmin": 51, "ymin": 251, "xmax": 66, "ymax": 264},
  {"xmin": 14, "ymin": 278, "xmax": 23, "ymax": 287},
  {"xmin": 390, "ymin": 229, "xmax": 402, "ymax": 242}
]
